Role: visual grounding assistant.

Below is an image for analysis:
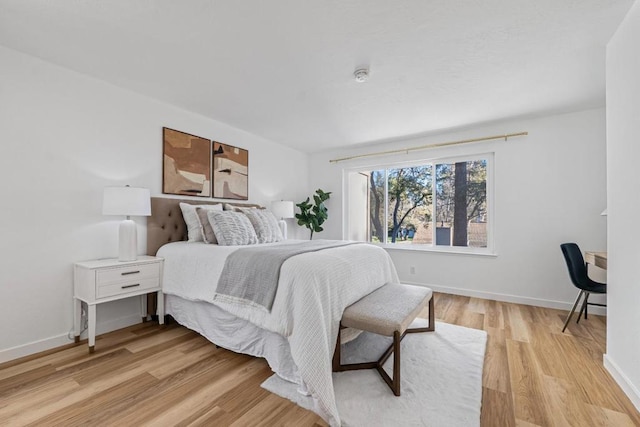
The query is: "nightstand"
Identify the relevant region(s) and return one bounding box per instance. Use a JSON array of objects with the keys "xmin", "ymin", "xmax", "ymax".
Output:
[{"xmin": 73, "ymin": 256, "xmax": 164, "ymax": 353}]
